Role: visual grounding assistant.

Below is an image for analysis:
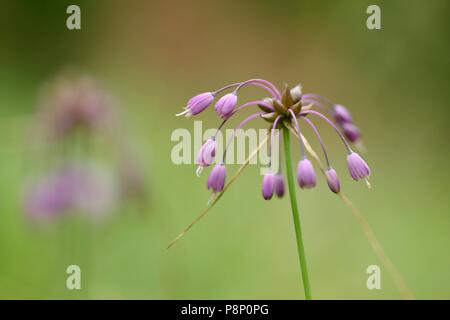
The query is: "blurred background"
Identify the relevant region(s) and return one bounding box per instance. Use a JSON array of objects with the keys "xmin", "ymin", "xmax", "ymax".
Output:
[{"xmin": 0, "ymin": 0, "xmax": 449, "ymax": 299}]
